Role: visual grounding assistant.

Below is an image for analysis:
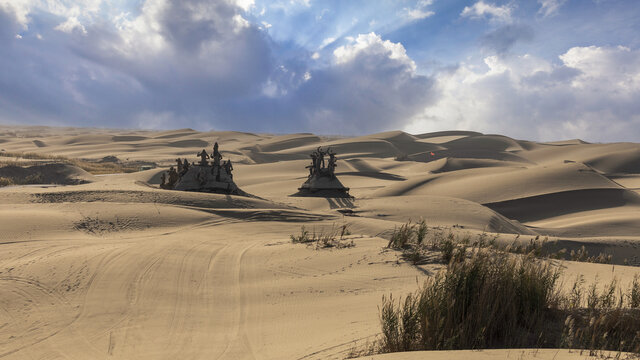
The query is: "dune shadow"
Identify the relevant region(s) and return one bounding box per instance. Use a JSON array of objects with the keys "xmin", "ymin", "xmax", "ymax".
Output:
[
  {"xmin": 336, "ymin": 171, "xmax": 406, "ymax": 181},
  {"xmin": 326, "ymin": 197, "xmax": 355, "ymax": 209}
]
